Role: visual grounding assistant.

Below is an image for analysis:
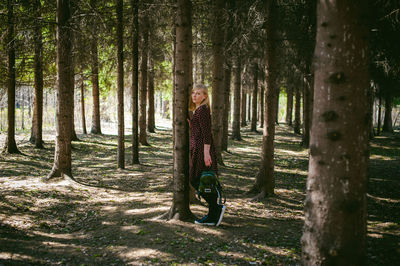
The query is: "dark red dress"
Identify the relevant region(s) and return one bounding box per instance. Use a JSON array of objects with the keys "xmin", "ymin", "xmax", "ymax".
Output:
[{"xmin": 189, "ymin": 104, "xmax": 218, "ymax": 189}]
